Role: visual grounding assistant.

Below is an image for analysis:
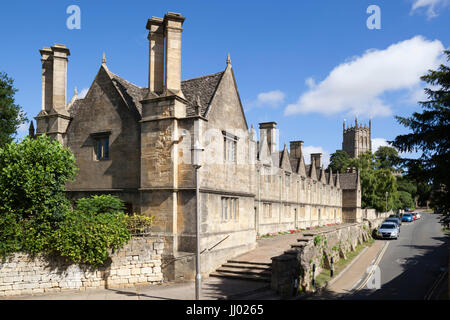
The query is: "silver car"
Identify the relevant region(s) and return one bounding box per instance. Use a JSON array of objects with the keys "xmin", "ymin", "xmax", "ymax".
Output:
[{"xmin": 376, "ymin": 222, "xmax": 399, "ymax": 239}]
